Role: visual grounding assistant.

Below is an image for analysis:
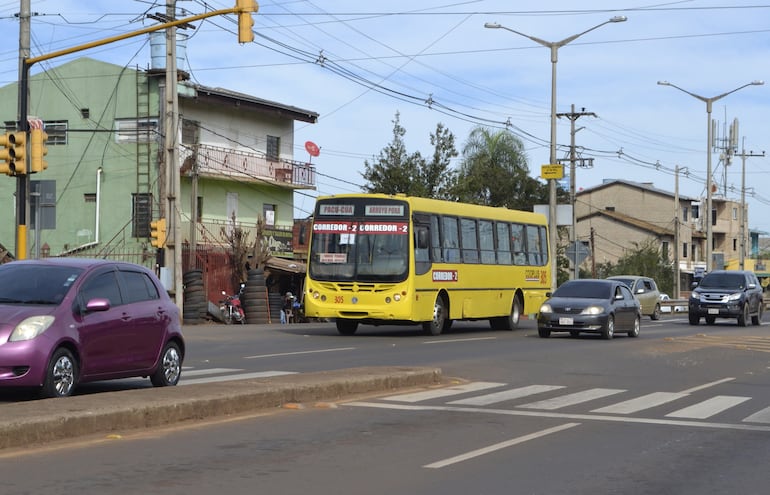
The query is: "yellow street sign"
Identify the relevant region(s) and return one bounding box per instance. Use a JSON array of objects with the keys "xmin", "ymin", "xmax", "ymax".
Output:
[{"xmin": 541, "ymin": 164, "xmax": 564, "ymax": 179}]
